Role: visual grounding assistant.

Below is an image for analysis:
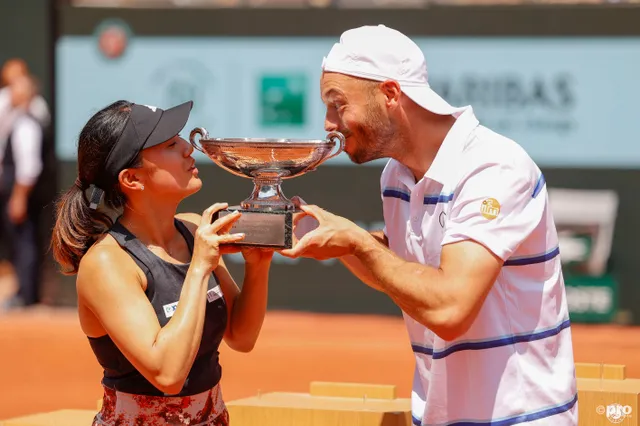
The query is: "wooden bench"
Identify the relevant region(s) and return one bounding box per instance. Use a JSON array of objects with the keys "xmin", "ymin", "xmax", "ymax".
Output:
[{"xmin": 226, "ymin": 382, "xmax": 411, "ymax": 426}]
